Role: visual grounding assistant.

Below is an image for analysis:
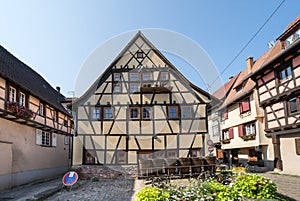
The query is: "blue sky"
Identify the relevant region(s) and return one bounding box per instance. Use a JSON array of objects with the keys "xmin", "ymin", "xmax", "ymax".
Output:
[{"xmin": 0, "ymin": 0, "xmax": 299, "ymax": 96}]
